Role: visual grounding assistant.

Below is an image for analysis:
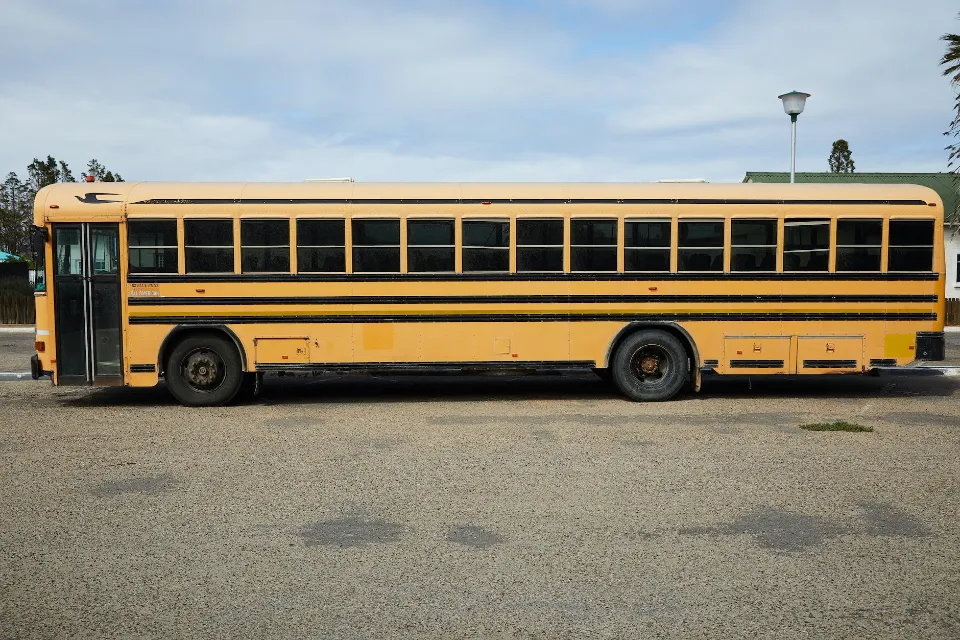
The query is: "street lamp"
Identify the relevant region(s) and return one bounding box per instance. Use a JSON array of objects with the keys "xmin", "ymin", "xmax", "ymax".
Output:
[{"xmin": 778, "ymin": 90, "xmax": 810, "ymax": 183}]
